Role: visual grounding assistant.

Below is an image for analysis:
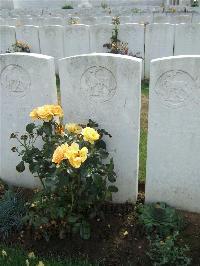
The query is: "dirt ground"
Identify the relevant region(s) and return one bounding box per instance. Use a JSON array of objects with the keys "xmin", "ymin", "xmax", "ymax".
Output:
[{"xmin": 1, "ymin": 188, "xmax": 200, "ymax": 266}]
